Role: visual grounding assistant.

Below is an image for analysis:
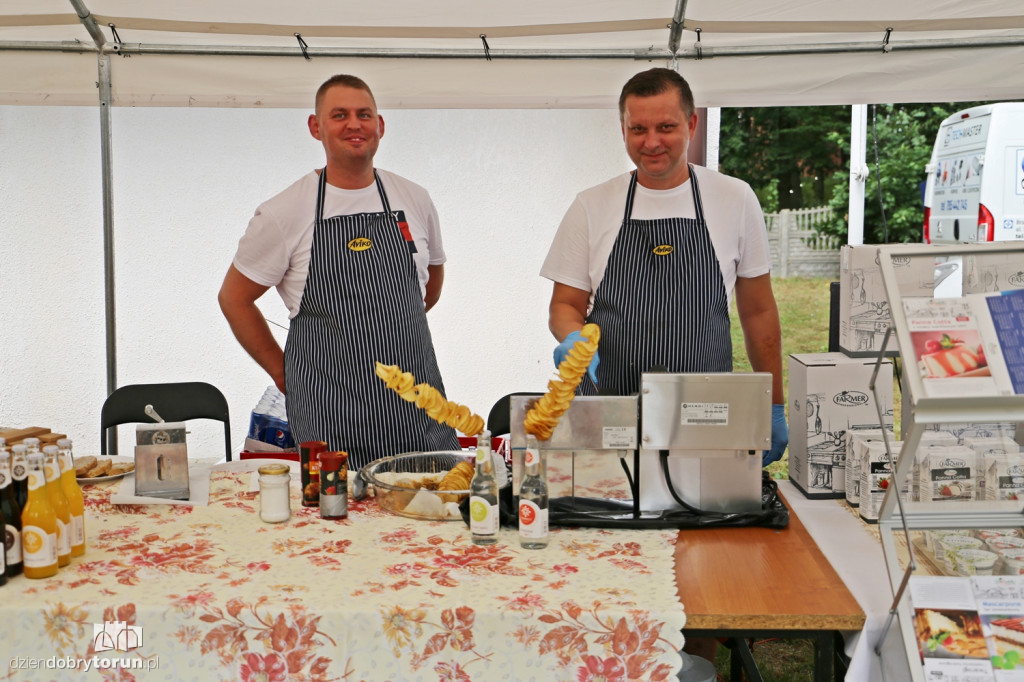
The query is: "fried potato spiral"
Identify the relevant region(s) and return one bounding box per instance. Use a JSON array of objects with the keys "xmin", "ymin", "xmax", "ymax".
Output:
[
  {"xmin": 374, "ymin": 362, "xmax": 485, "ymax": 436},
  {"xmin": 523, "ymin": 323, "xmax": 600, "ymax": 441}
]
